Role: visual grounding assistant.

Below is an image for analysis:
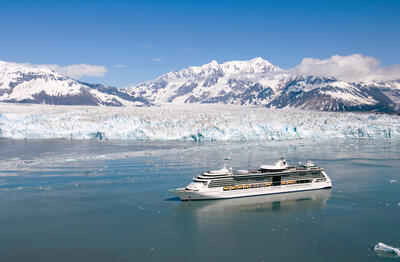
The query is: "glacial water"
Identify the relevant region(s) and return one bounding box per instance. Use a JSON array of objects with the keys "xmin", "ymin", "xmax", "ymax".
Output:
[{"xmin": 0, "ymin": 139, "xmax": 399, "ymax": 262}]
